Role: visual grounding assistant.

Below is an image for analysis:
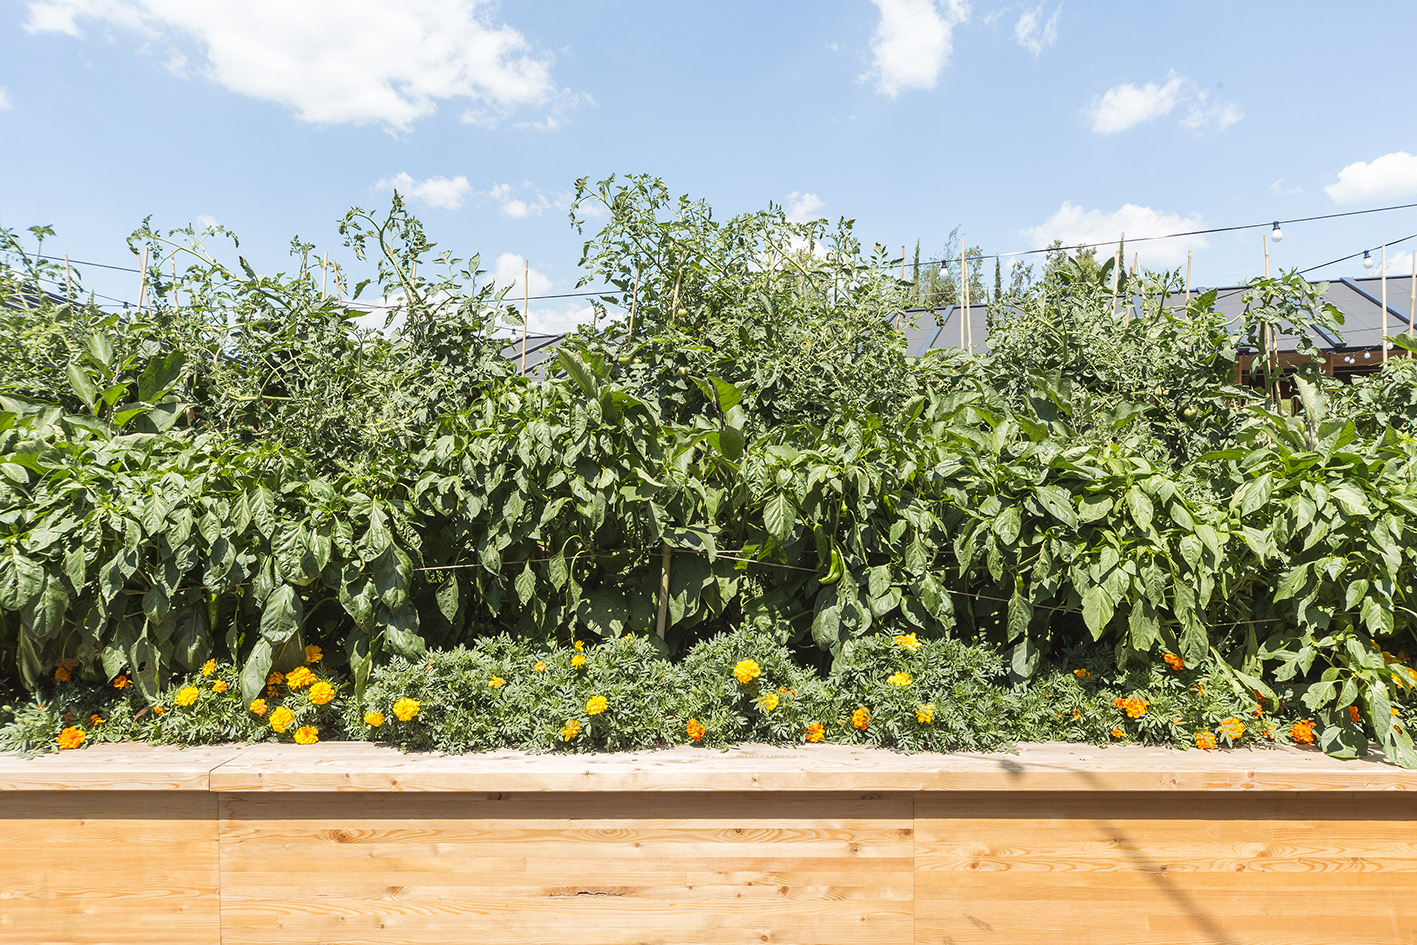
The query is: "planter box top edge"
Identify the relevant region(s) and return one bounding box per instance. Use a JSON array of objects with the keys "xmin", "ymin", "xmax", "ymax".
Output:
[{"xmin": 1, "ymin": 741, "xmax": 1414, "ymax": 793}]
